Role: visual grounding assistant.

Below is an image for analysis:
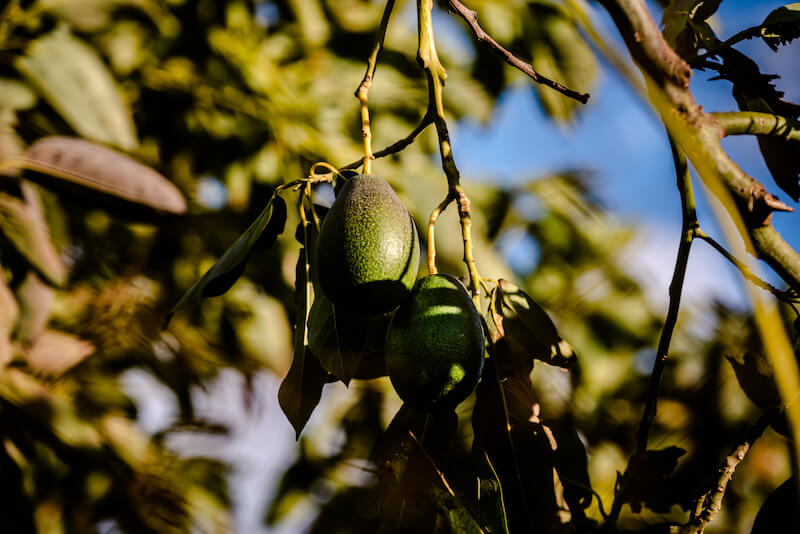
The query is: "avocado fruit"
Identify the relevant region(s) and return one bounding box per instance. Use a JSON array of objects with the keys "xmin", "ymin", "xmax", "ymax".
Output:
[
  {"xmin": 385, "ymin": 273, "xmax": 485, "ymax": 410},
  {"xmin": 316, "ymin": 174, "xmax": 420, "ymax": 315}
]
